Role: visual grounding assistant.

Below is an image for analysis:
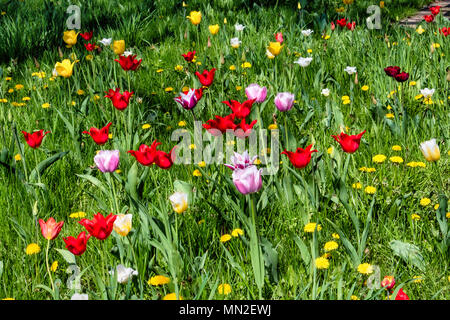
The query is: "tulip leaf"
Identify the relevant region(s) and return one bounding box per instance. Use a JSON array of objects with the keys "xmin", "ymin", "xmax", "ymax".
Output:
[
  {"xmin": 389, "ymin": 240, "xmax": 426, "ymax": 271},
  {"xmin": 125, "ymin": 162, "xmax": 138, "ymax": 200},
  {"xmin": 0, "ymin": 261, "xmax": 3, "ymax": 280},
  {"xmin": 291, "ymin": 234, "xmax": 311, "ymax": 267},
  {"xmin": 173, "ymin": 179, "xmax": 193, "ymax": 204},
  {"xmin": 77, "ymin": 173, "xmax": 108, "ymax": 195},
  {"xmin": 29, "ymin": 151, "xmax": 69, "ymax": 182},
  {"xmin": 55, "ymin": 248, "xmax": 76, "ymax": 265}
]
